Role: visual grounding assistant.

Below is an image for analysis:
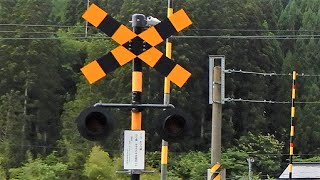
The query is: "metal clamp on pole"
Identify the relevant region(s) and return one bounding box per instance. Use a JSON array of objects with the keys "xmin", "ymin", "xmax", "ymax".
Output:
[{"xmin": 209, "ymin": 55, "xmax": 225, "ymax": 104}]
